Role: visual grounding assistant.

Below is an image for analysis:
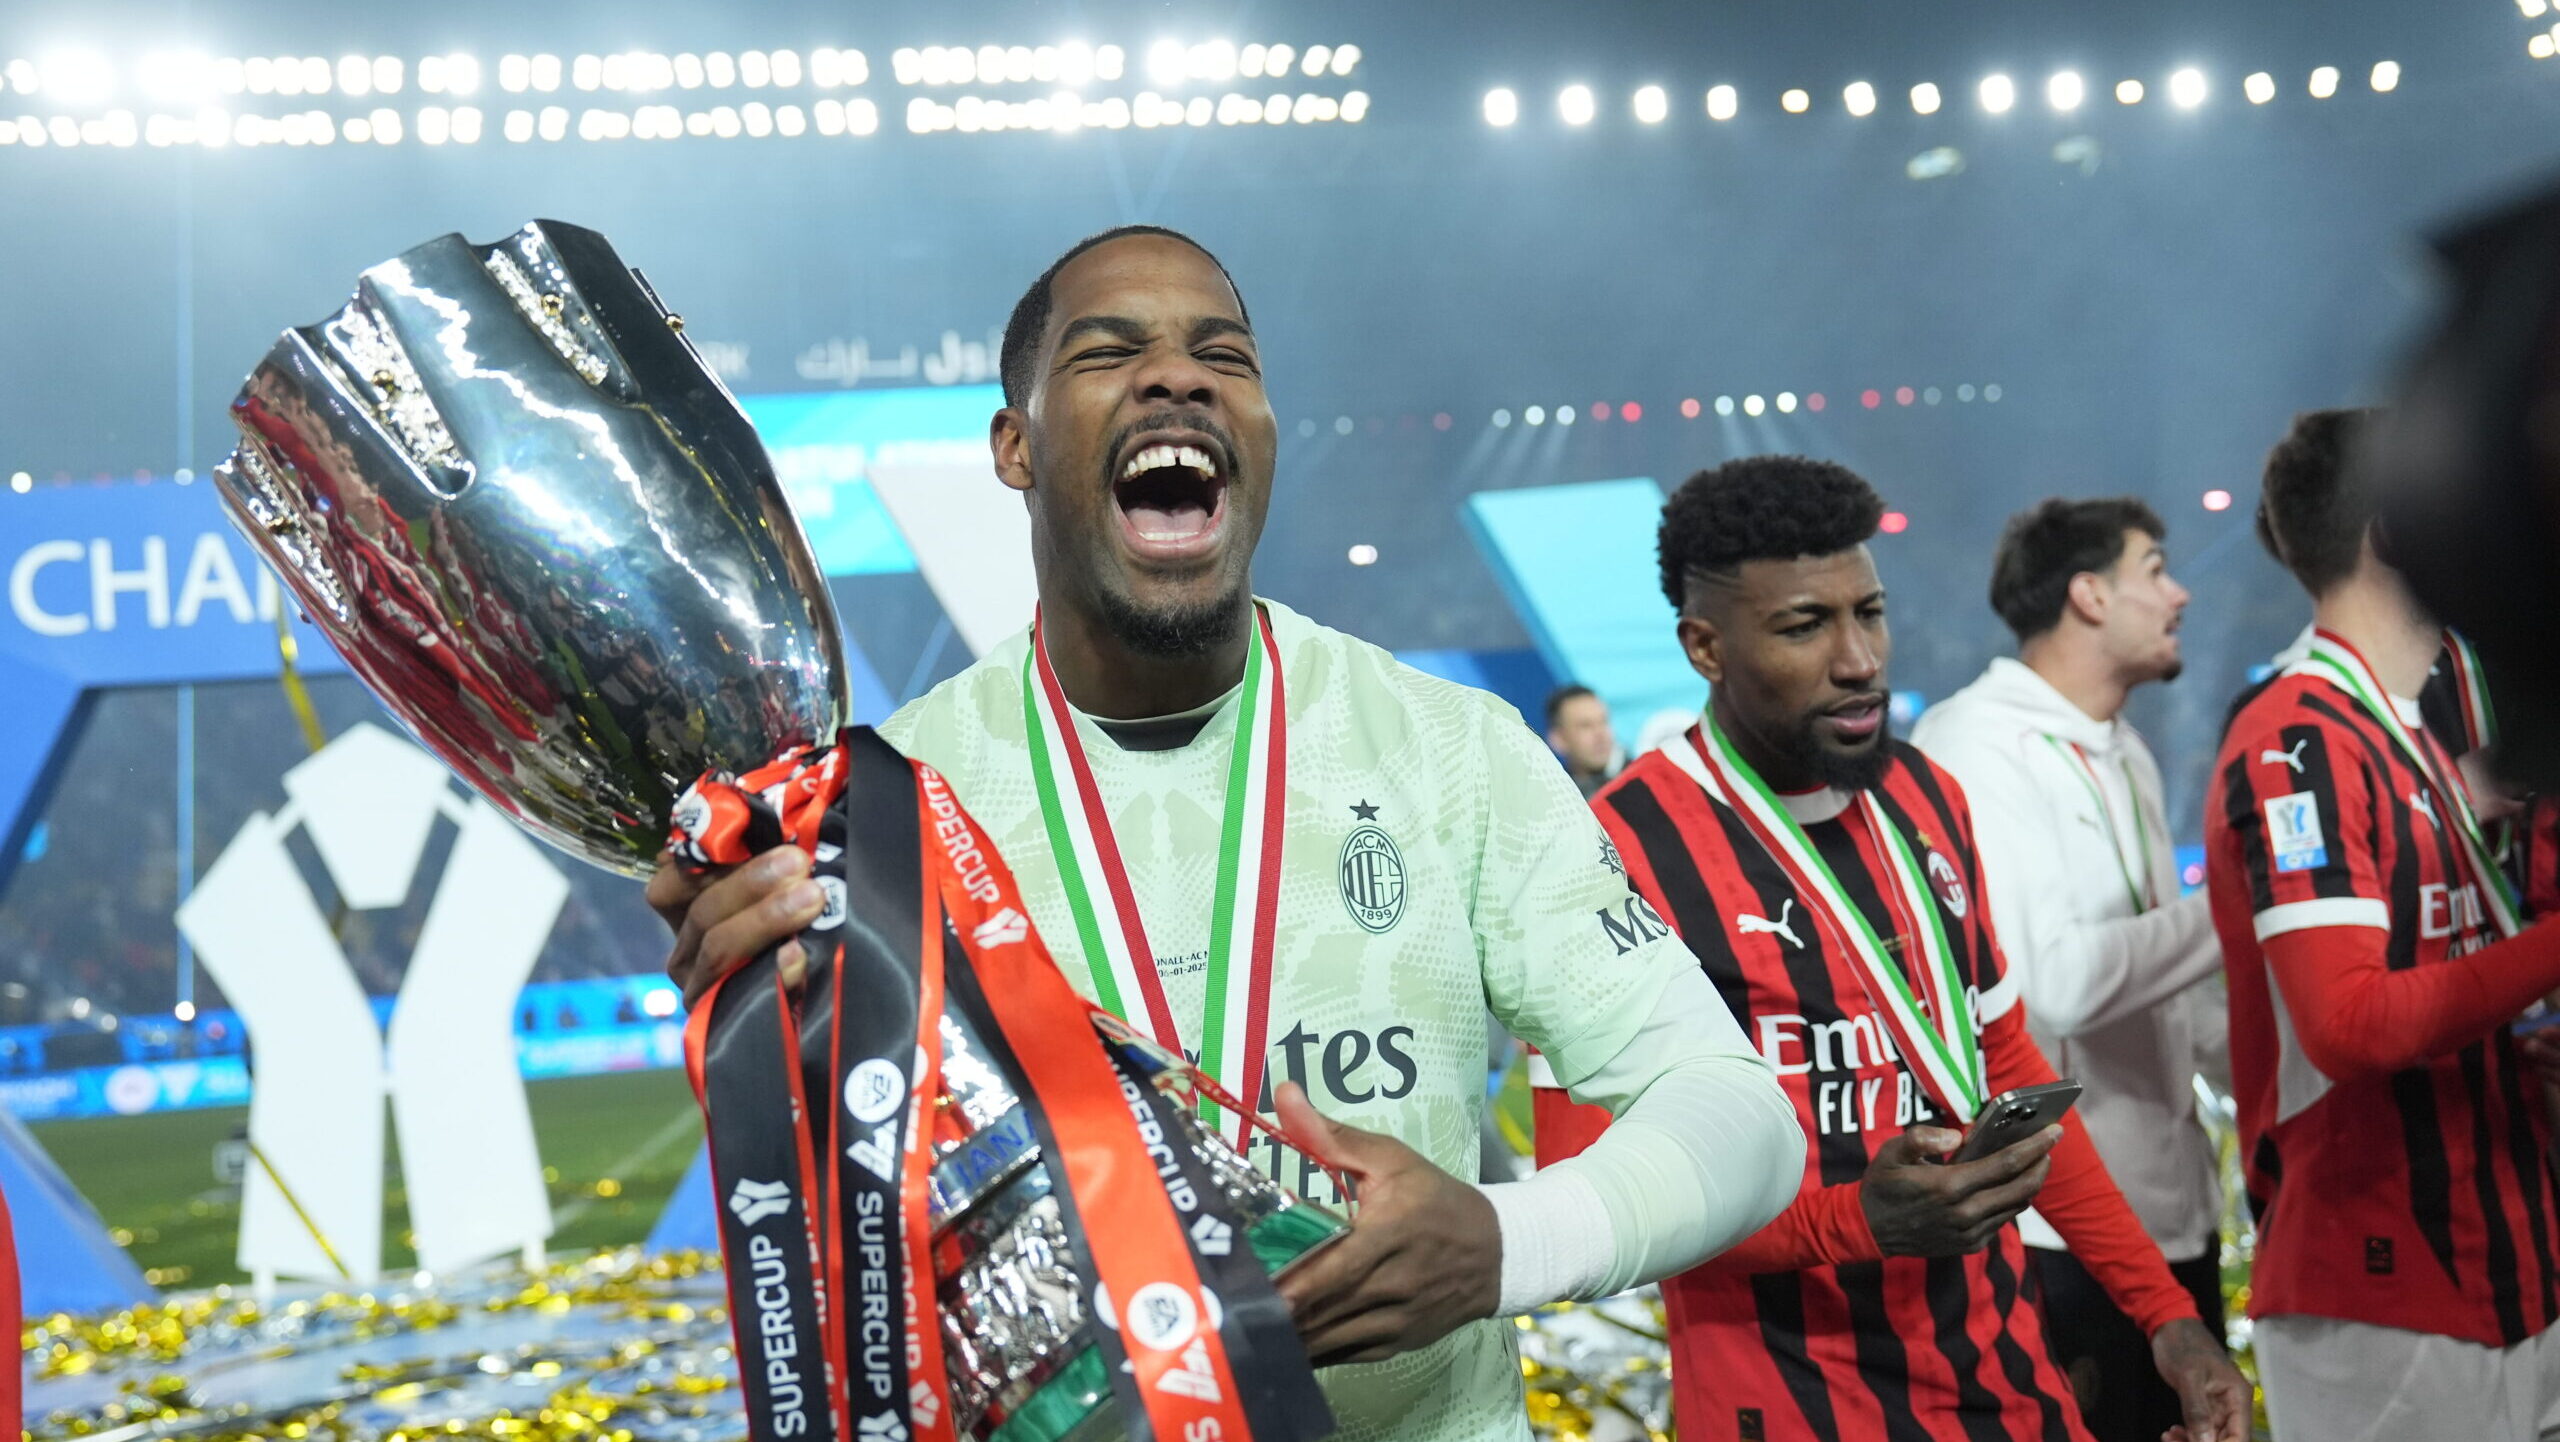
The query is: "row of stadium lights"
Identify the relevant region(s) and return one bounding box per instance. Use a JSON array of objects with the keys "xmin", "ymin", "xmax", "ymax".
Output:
[
  {"xmin": 0, "ymin": 40, "xmax": 1358, "ymax": 105},
  {"xmin": 0, "ymin": 89, "xmax": 1371, "ymax": 148},
  {"xmin": 0, "ymin": 460, "xmax": 2238, "ymax": 534},
  {"xmin": 1486, "ymin": 63, "xmax": 2405, "ymax": 127},
  {"xmin": 1279, "ymin": 384, "xmax": 2005, "ymax": 444}
]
